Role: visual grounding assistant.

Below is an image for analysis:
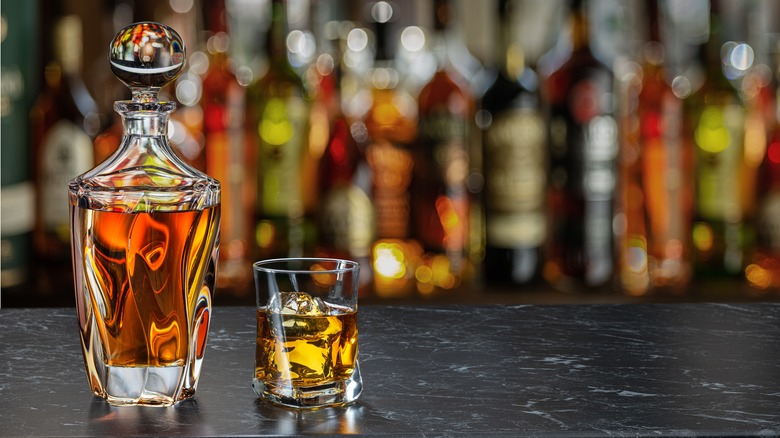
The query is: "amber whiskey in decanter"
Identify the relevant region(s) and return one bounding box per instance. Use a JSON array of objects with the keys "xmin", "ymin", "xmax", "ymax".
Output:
[{"xmin": 69, "ymin": 22, "xmax": 221, "ymax": 406}]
